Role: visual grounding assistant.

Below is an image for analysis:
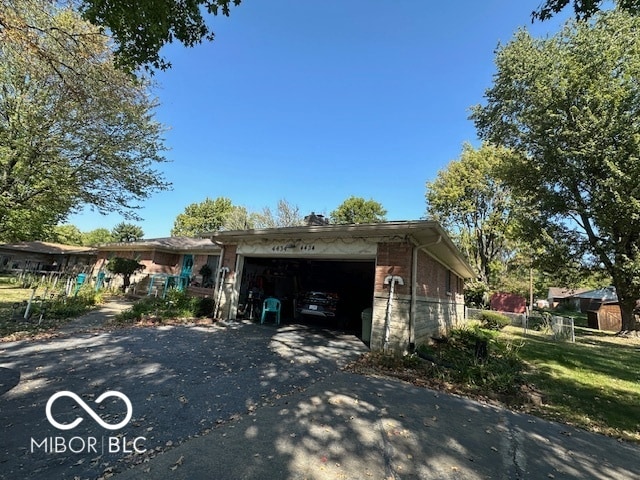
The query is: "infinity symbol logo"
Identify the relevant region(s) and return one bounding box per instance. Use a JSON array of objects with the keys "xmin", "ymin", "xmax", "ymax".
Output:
[{"xmin": 46, "ymin": 391, "xmax": 133, "ymax": 431}]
